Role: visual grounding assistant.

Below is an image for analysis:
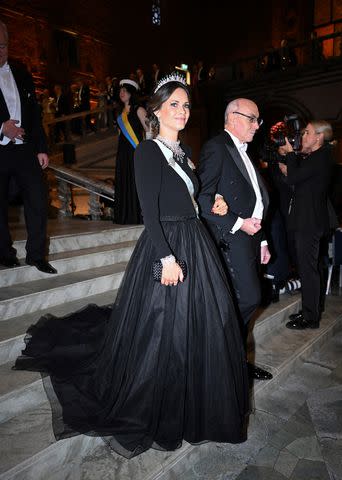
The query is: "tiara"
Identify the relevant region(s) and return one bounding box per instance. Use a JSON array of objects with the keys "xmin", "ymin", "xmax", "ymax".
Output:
[{"xmin": 154, "ymin": 72, "xmax": 187, "ymax": 93}]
